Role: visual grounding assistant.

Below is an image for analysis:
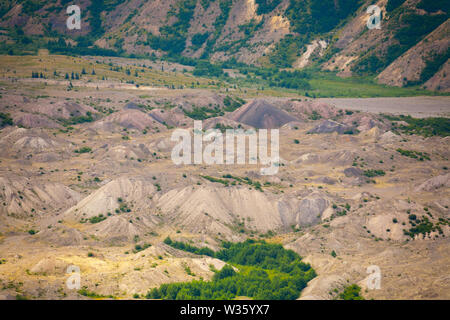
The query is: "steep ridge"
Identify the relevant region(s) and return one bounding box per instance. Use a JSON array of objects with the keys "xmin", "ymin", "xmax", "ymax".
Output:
[
  {"xmin": 90, "ymin": 109, "xmax": 166, "ymax": 132},
  {"xmin": 155, "ymin": 185, "xmax": 331, "ymax": 236}
]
